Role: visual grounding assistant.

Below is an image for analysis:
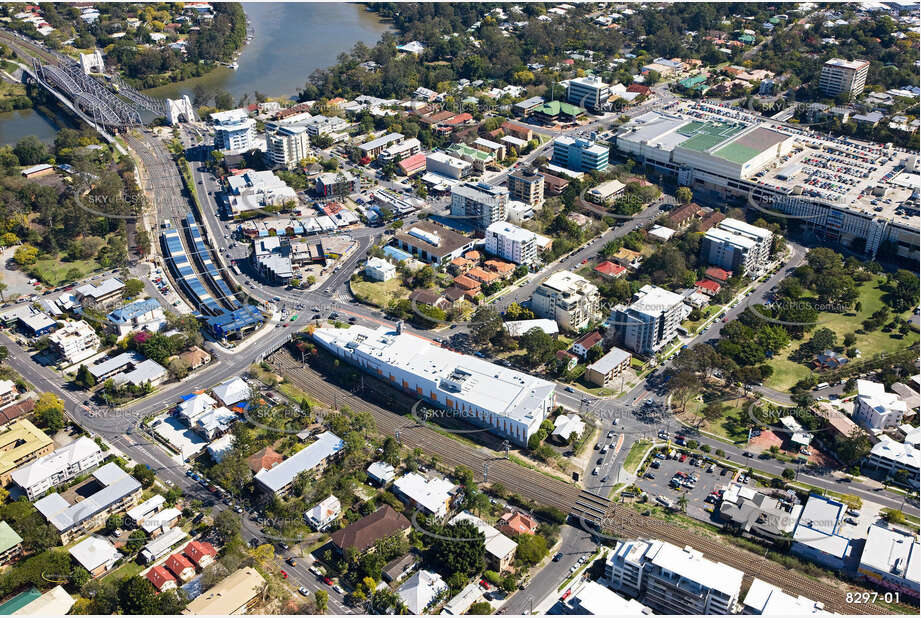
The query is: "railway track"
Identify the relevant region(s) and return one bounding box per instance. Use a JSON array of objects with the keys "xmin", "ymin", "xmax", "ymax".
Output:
[{"xmin": 270, "ymin": 347, "xmax": 896, "ymax": 616}]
